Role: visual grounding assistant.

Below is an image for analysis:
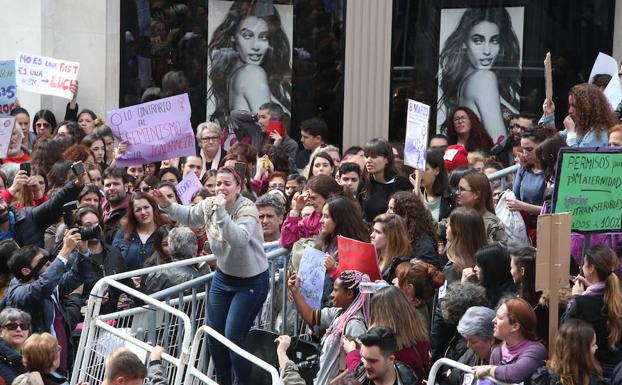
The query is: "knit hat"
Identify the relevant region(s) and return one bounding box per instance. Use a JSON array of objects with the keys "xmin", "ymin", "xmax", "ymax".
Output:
[{"xmin": 443, "ymin": 144, "xmax": 469, "ymax": 172}]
